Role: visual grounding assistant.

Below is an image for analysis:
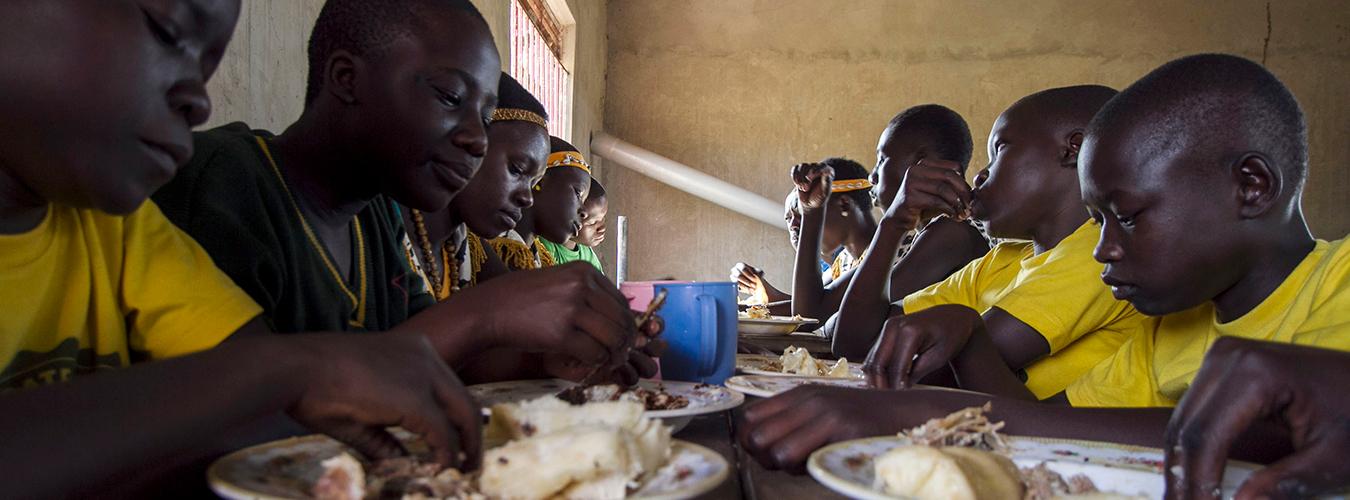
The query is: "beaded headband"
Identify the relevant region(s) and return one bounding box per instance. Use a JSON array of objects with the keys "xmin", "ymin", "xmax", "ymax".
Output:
[
  {"xmin": 491, "ymin": 108, "xmax": 548, "ymax": 129},
  {"xmin": 831, "ymin": 178, "xmax": 873, "ymax": 193},
  {"xmin": 546, "ymin": 151, "xmax": 591, "ymax": 175}
]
